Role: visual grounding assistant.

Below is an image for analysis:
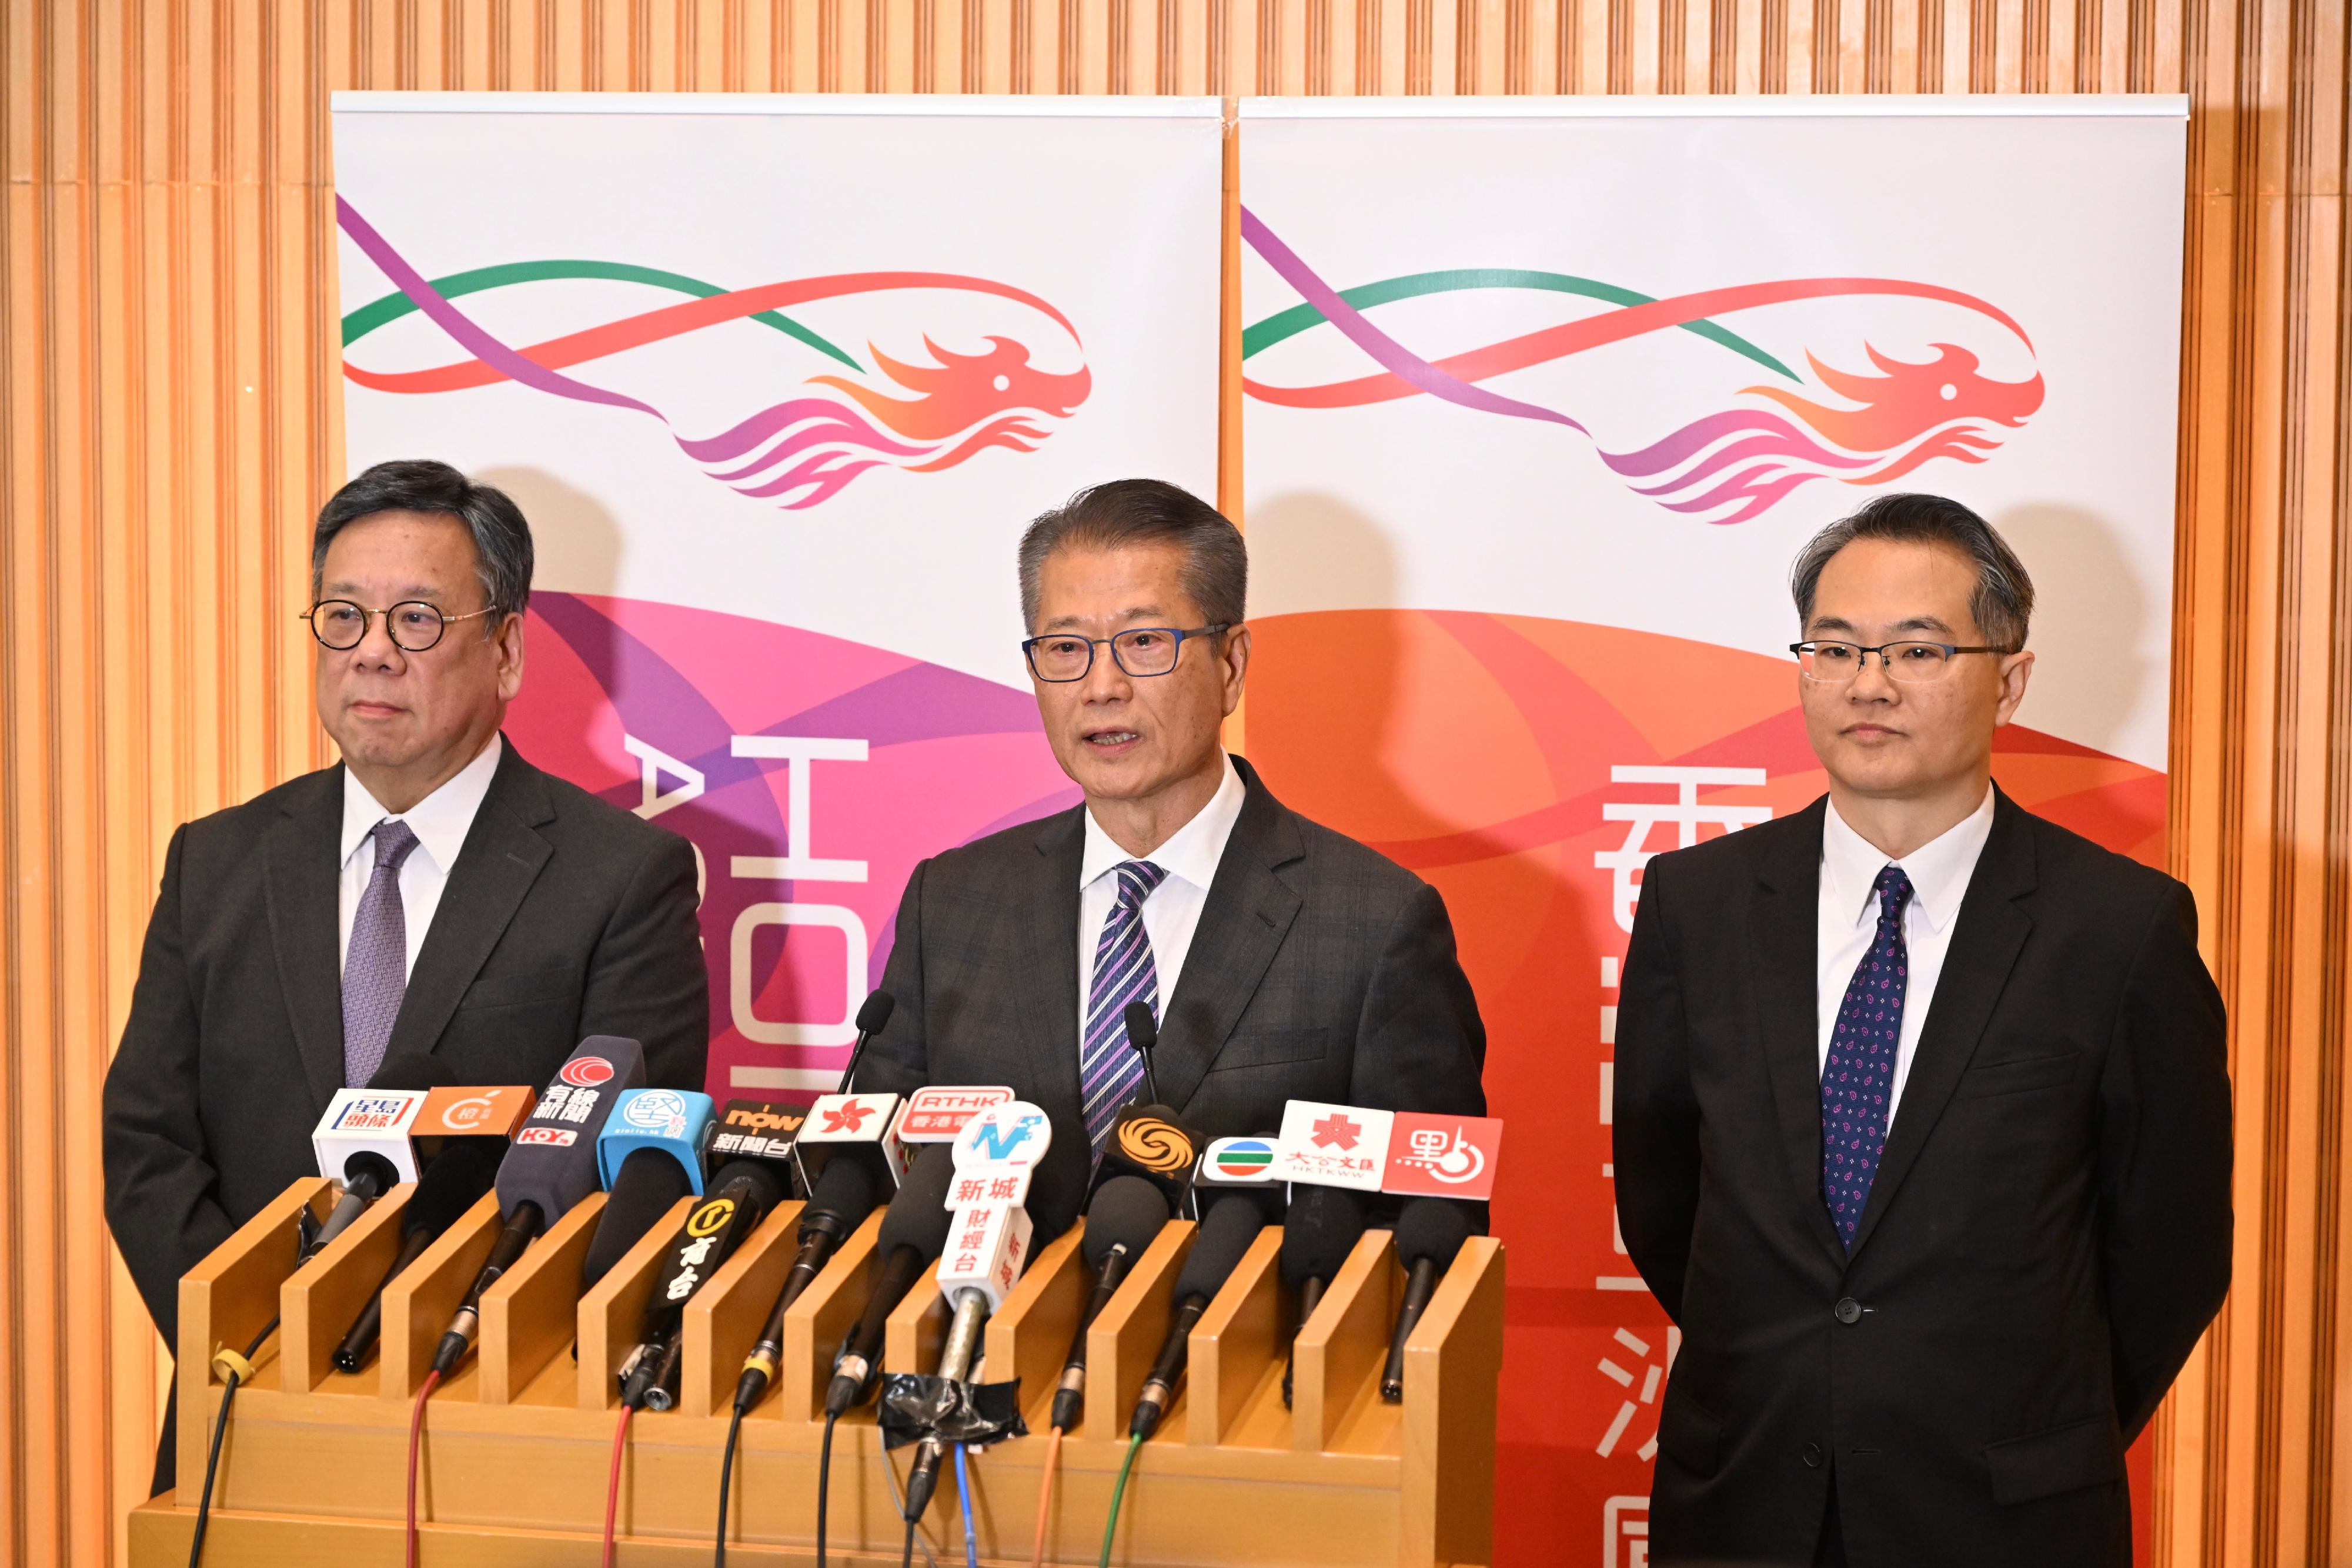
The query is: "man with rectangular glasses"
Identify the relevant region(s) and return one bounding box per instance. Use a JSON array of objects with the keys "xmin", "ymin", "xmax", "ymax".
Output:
[
  {"xmin": 1613, "ymin": 492, "xmax": 2231, "ymax": 1567},
  {"xmin": 854, "ymin": 478, "xmax": 1487, "ymax": 1211},
  {"xmin": 102, "ymin": 459, "xmax": 708, "ymax": 1493}
]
